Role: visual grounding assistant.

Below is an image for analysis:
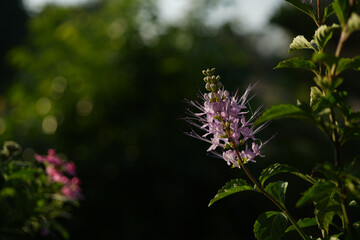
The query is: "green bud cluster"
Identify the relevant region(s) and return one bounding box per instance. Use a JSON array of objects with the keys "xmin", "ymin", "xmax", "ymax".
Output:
[{"xmin": 202, "ymin": 68, "xmax": 222, "ymax": 92}]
